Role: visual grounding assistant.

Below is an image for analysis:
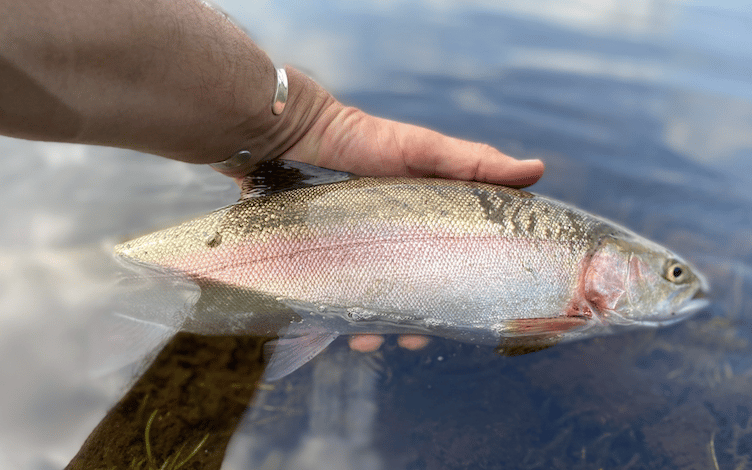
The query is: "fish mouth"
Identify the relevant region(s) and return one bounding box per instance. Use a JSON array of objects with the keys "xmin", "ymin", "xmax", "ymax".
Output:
[
  {"xmin": 673, "ymin": 289, "xmax": 710, "ymax": 318},
  {"xmin": 637, "ymin": 289, "xmax": 710, "ymax": 327},
  {"xmin": 604, "ymin": 287, "xmax": 711, "ymax": 328}
]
